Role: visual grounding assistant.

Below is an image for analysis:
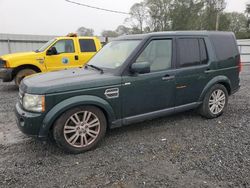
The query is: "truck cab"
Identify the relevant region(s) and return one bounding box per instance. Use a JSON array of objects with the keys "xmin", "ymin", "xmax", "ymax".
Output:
[{"xmin": 0, "ymin": 35, "xmax": 102, "ymax": 86}]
